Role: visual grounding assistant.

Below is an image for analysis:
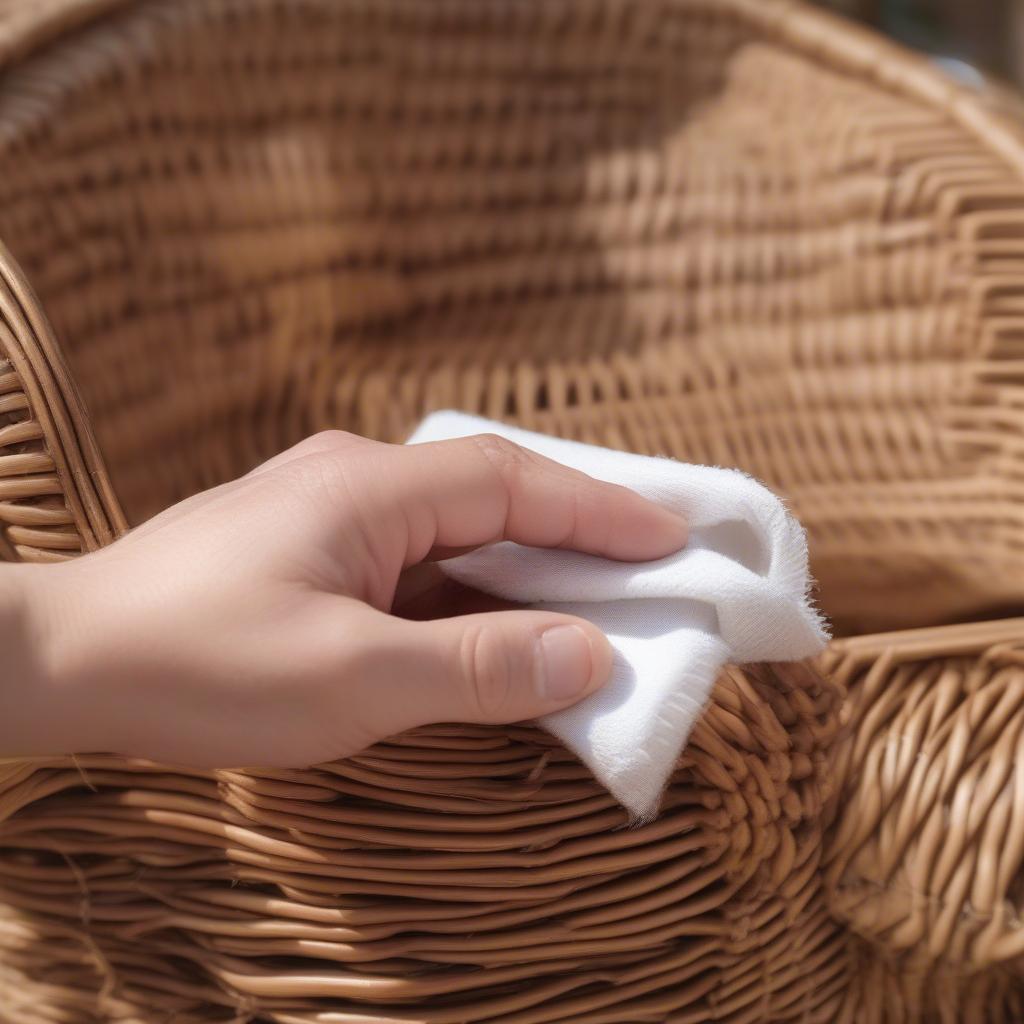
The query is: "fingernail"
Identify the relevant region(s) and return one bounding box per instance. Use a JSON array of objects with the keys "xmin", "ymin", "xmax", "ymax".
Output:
[{"xmin": 535, "ymin": 625, "xmax": 595, "ymax": 702}]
